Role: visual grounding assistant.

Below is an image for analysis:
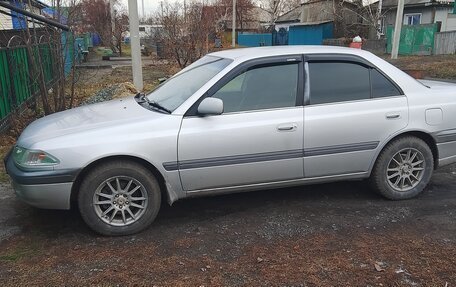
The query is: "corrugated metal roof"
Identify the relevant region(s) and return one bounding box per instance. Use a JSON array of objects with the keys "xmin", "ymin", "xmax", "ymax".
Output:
[
  {"xmin": 287, "ymin": 20, "xmax": 333, "ymax": 26},
  {"xmin": 276, "ymin": 6, "xmax": 302, "ymax": 23}
]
